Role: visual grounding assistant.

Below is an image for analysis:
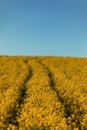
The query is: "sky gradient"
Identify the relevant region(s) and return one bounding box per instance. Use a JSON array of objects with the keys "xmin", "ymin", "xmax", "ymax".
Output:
[{"xmin": 0, "ymin": 0, "xmax": 87, "ymax": 56}]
